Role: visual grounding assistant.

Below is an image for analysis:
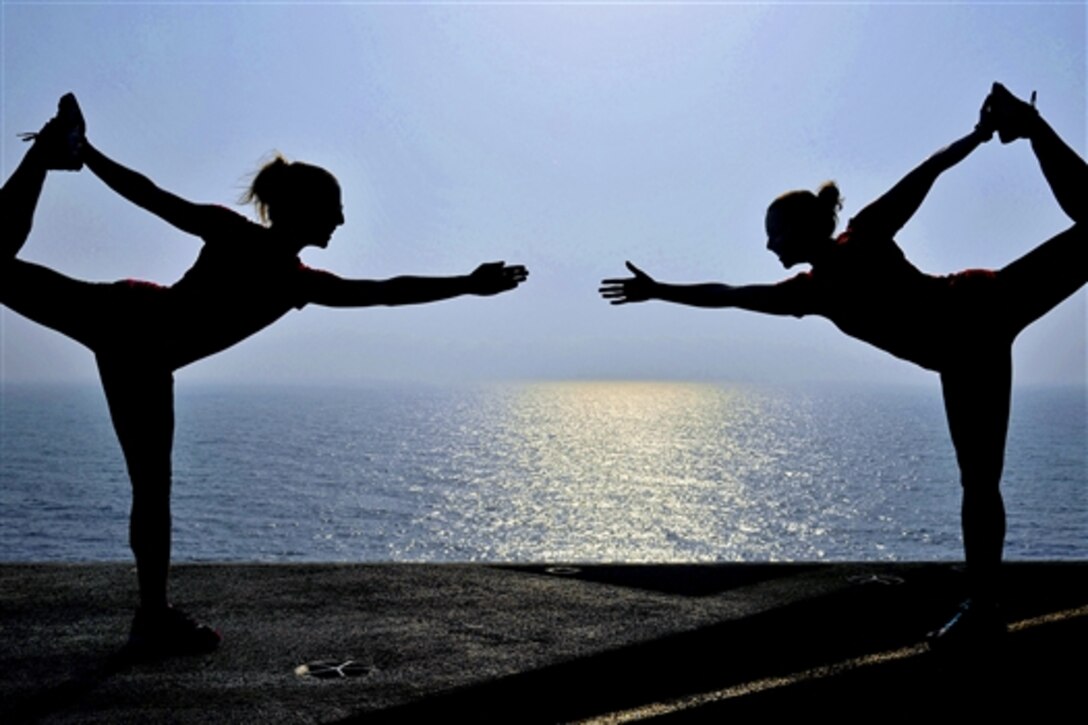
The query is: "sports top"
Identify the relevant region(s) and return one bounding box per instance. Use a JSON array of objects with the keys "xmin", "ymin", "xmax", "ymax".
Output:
[
  {"xmin": 117, "ymin": 206, "xmax": 339, "ymax": 369},
  {"xmin": 773, "ymin": 223, "xmax": 997, "ymax": 372}
]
